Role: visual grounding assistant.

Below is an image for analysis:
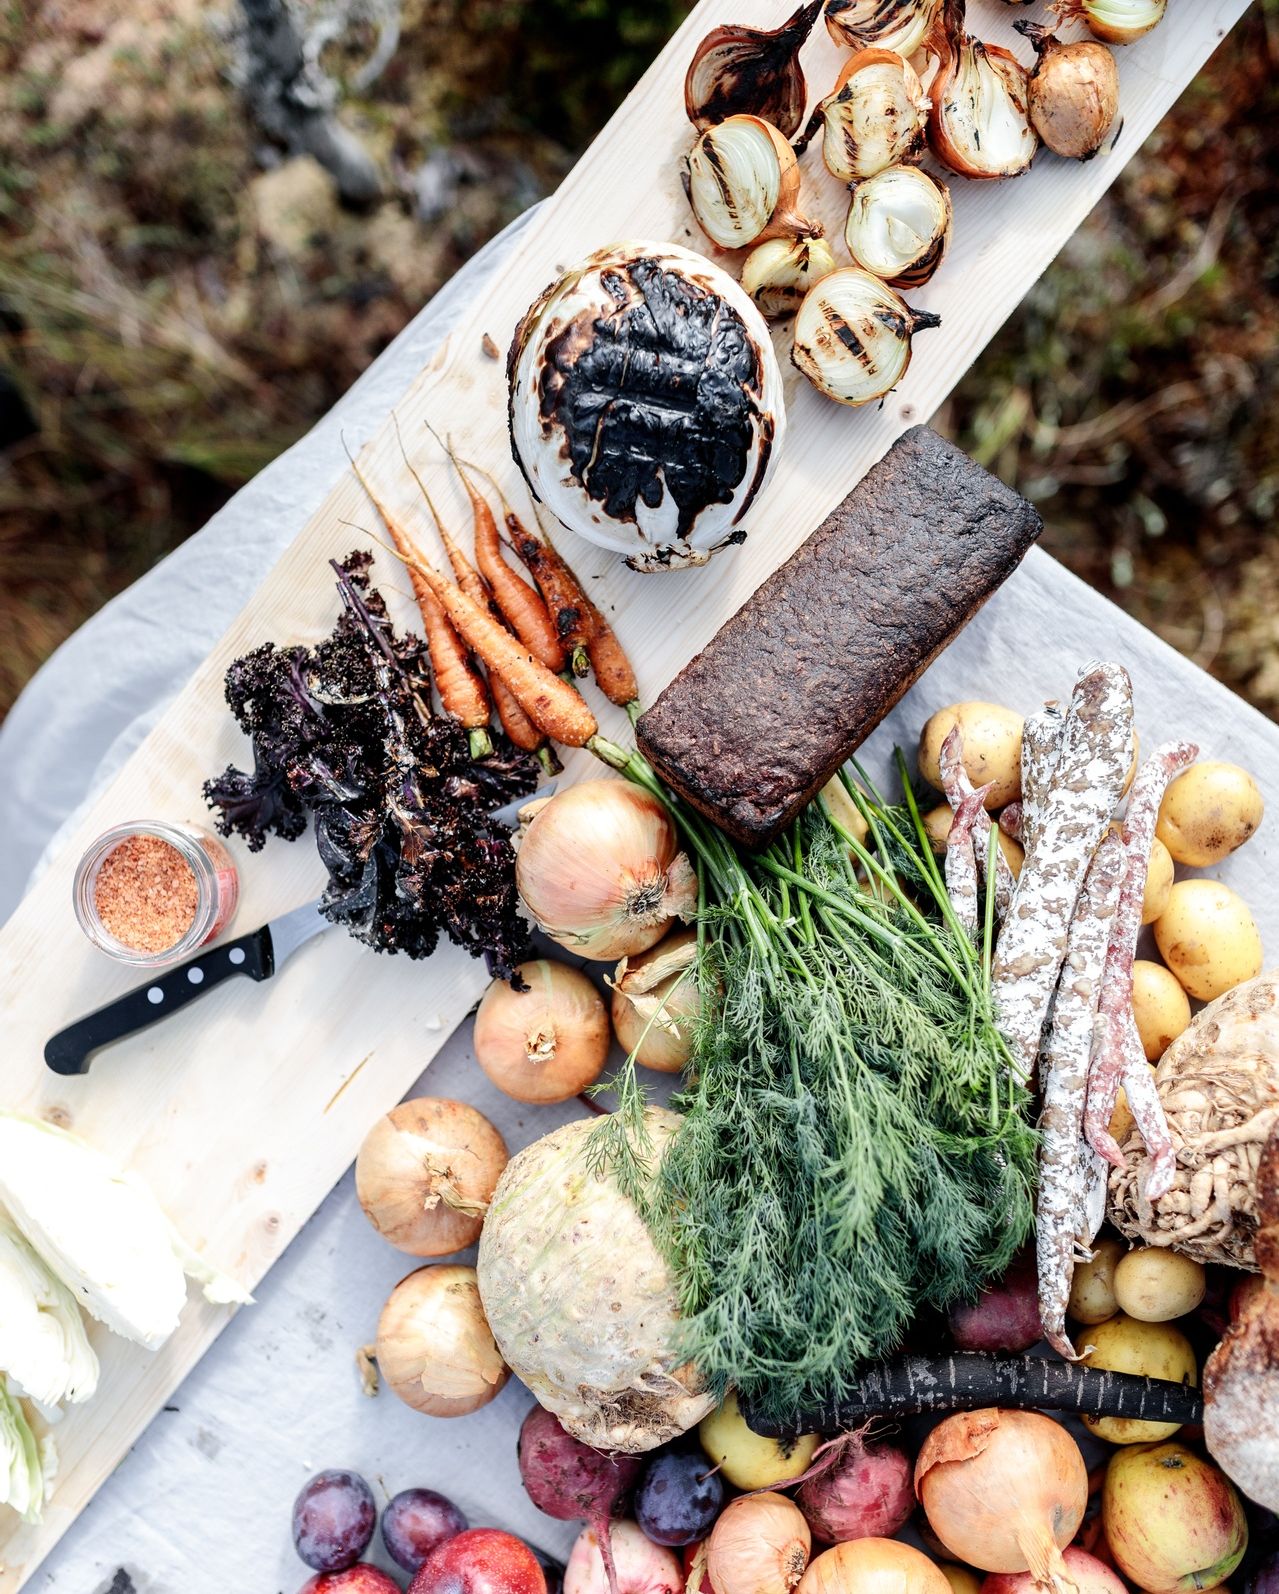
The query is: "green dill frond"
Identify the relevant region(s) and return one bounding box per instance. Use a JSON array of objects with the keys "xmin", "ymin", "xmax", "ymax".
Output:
[{"xmin": 588, "ymin": 747, "xmax": 1038, "ymax": 1427}]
